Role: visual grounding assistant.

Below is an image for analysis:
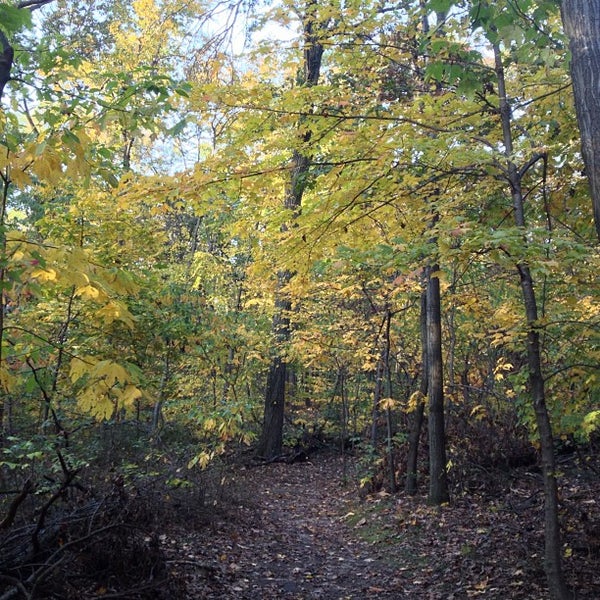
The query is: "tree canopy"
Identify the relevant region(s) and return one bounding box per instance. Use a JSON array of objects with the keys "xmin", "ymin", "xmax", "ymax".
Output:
[{"xmin": 0, "ymin": 1, "xmax": 599, "ymax": 598}]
